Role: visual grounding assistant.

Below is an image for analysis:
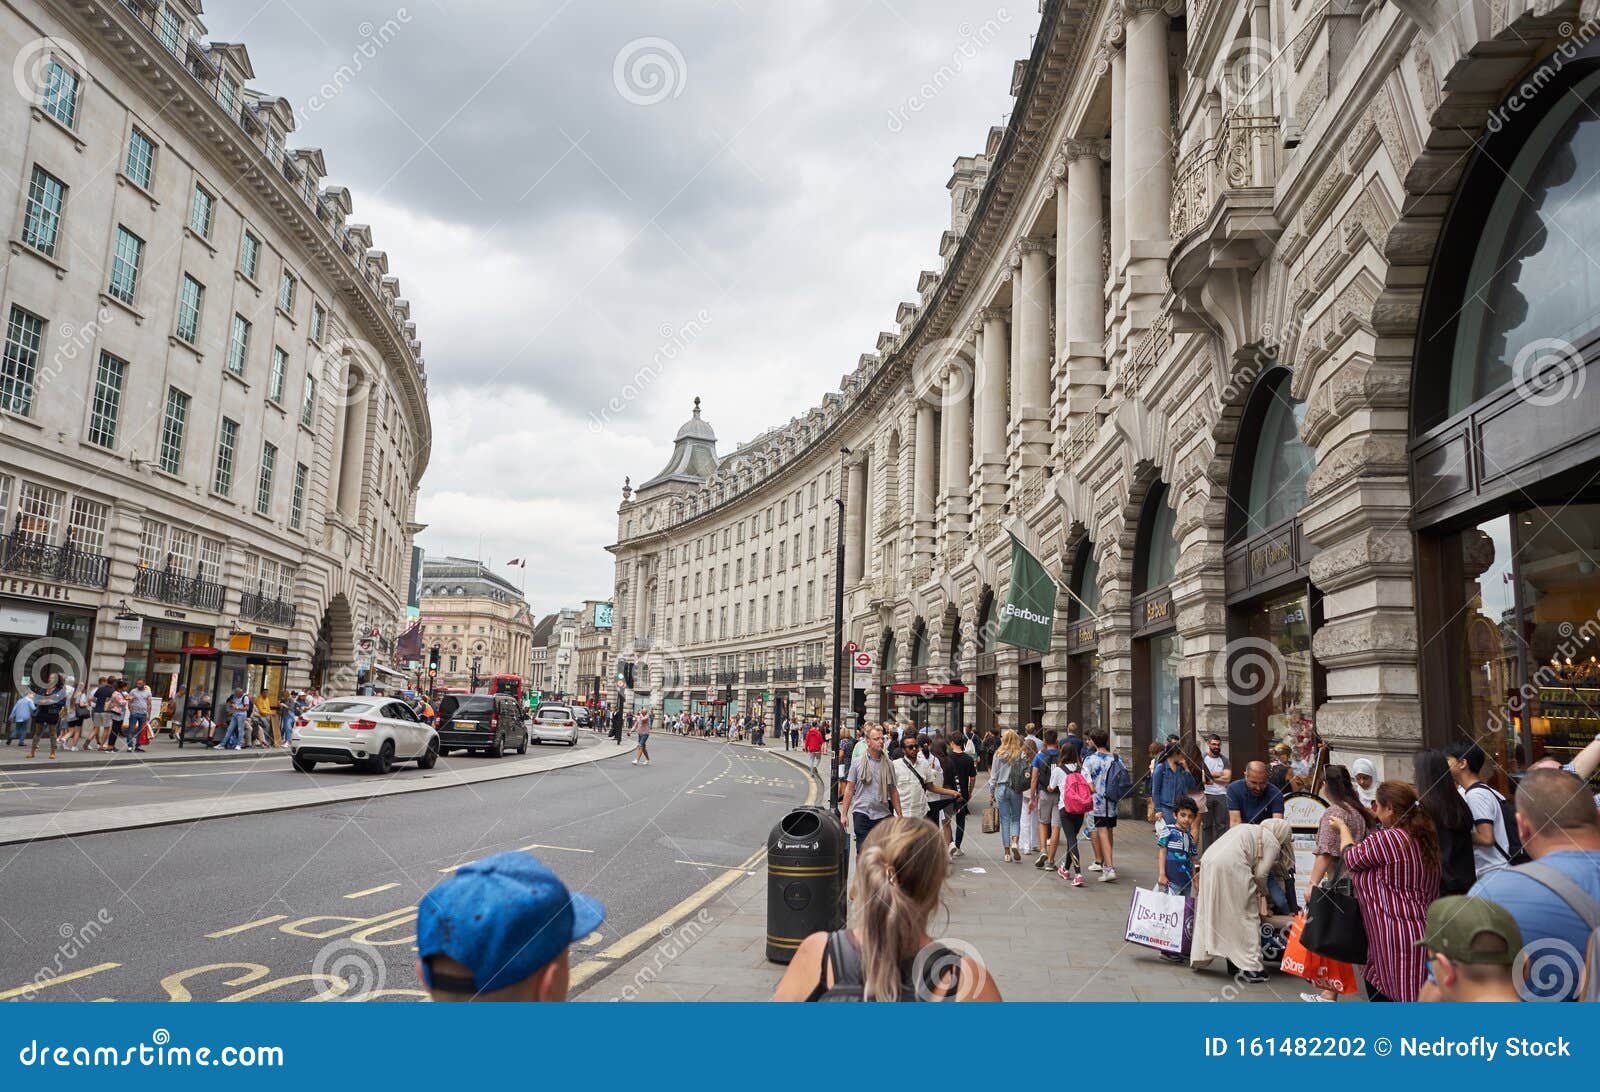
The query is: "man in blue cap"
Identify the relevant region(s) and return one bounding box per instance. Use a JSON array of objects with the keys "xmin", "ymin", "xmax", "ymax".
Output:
[{"xmin": 416, "ymin": 851, "xmax": 605, "ymax": 1001}]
